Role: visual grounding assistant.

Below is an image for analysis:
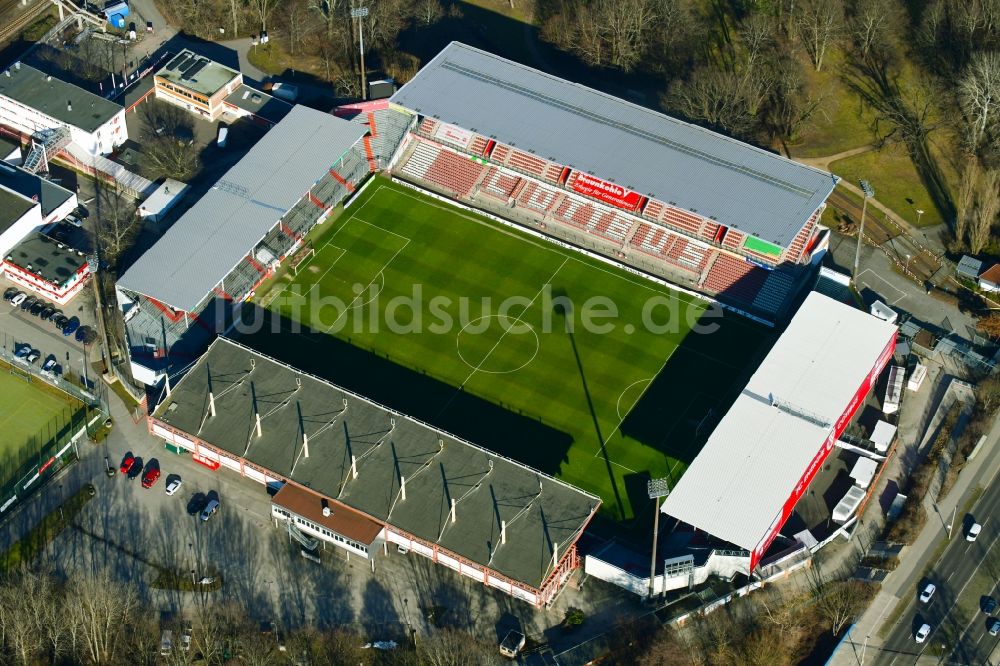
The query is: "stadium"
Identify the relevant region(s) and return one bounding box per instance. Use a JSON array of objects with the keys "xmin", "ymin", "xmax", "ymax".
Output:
[{"xmin": 129, "ymin": 42, "xmax": 890, "ymax": 604}]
